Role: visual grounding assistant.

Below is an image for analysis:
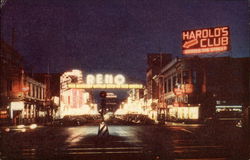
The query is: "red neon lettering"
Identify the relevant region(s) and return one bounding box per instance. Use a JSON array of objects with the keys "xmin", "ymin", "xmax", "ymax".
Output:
[
  {"xmin": 189, "ymin": 31, "xmax": 195, "ymax": 39},
  {"xmin": 200, "ymin": 39, "xmax": 207, "ymax": 47},
  {"xmin": 202, "ymin": 29, "xmax": 209, "ymax": 38},
  {"xmin": 208, "ymin": 29, "xmax": 214, "ymax": 38},
  {"xmin": 195, "ymin": 30, "xmax": 202, "ymax": 39},
  {"xmin": 183, "ymin": 32, "xmax": 189, "ymax": 40},
  {"xmin": 207, "ymin": 38, "xmax": 213, "ymax": 47},
  {"xmin": 222, "ymin": 27, "xmax": 228, "ymax": 36},
  {"xmin": 213, "ymin": 38, "xmax": 221, "ymax": 46},
  {"xmin": 221, "ymin": 37, "xmax": 228, "ymax": 45},
  {"xmin": 214, "ymin": 28, "xmax": 221, "ymax": 37}
]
